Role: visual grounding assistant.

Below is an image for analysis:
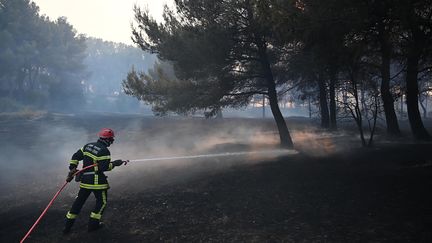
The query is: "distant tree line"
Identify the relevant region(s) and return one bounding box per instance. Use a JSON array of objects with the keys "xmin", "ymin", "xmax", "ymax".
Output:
[
  {"xmin": 0, "ymin": 0, "xmax": 156, "ymax": 113},
  {"xmin": 84, "ymin": 38, "xmax": 156, "ymax": 113},
  {"xmin": 0, "ymin": 0, "xmax": 87, "ymax": 111},
  {"xmin": 124, "ymin": 0, "xmax": 432, "ymax": 148}
]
